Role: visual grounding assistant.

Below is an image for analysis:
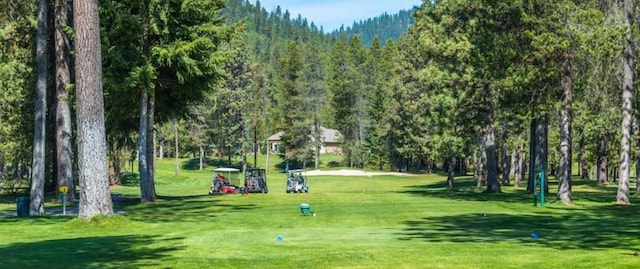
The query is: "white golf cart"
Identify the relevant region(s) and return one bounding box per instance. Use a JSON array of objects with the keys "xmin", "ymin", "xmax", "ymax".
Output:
[{"xmin": 209, "ymin": 167, "xmax": 242, "ymax": 195}]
